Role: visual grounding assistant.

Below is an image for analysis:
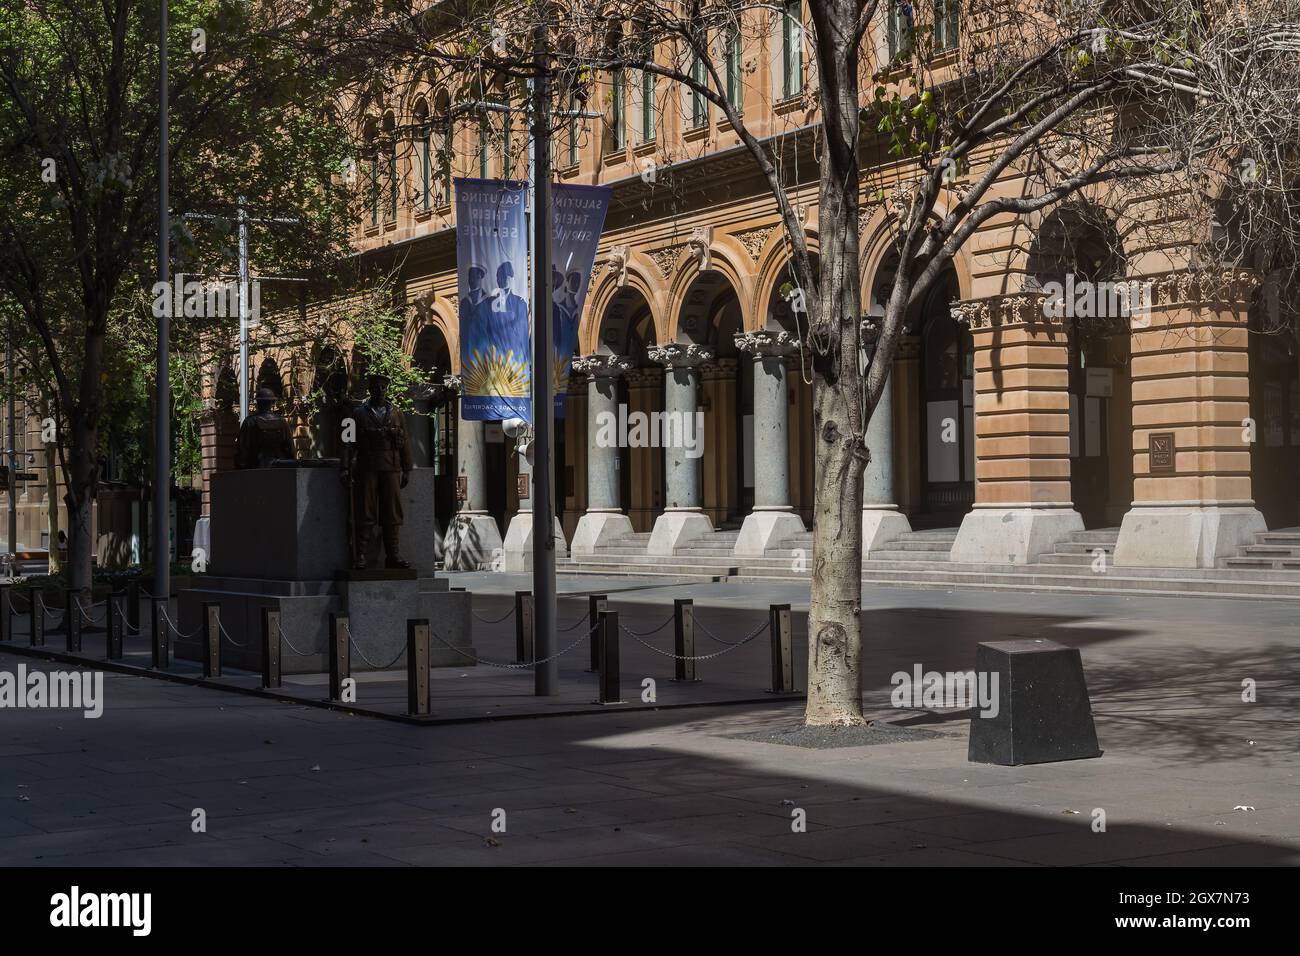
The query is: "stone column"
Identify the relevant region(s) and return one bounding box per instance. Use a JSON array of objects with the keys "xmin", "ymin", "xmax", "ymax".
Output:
[
  {"xmin": 570, "ymin": 354, "xmax": 636, "ymax": 554},
  {"xmin": 624, "ymin": 367, "xmax": 662, "ymax": 531},
  {"xmin": 859, "ymin": 319, "xmax": 912, "ymax": 553},
  {"xmin": 1114, "ymin": 270, "xmax": 1265, "ymax": 568},
  {"xmin": 440, "ymin": 375, "xmax": 504, "ymax": 570},
  {"xmin": 950, "ymin": 295, "xmax": 1084, "ymax": 563},
  {"xmin": 733, "ymin": 330, "xmax": 806, "ymax": 556},
  {"xmin": 502, "ymin": 411, "xmax": 569, "ymax": 573},
  {"xmin": 646, "ymin": 343, "xmax": 715, "ymax": 554}
]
